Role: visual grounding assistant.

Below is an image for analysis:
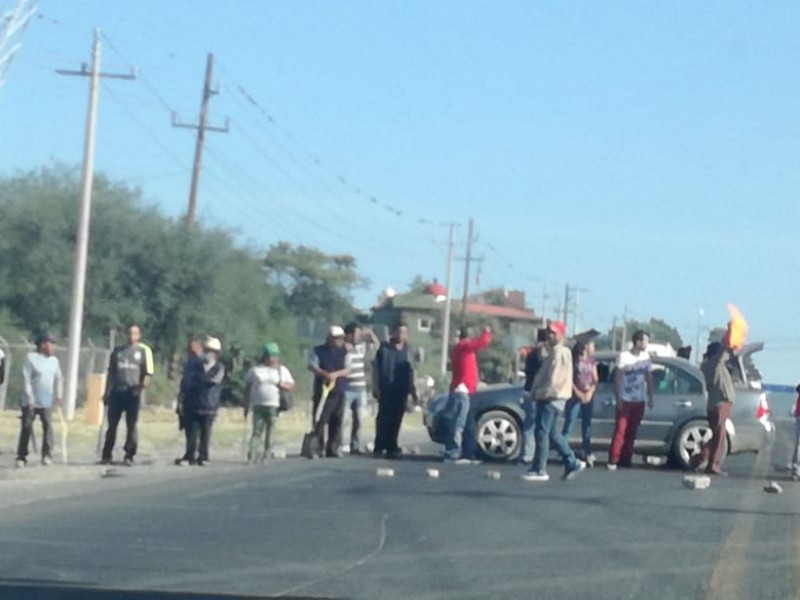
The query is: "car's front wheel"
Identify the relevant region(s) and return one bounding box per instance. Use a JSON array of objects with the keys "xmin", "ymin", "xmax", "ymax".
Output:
[
  {"xmin": 476, "ymin": 410, "xmax": 521, "ymax": 462},
  {"xmin": 673, "ymin": 420, "xmax": 728, "ymax": 470}
]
